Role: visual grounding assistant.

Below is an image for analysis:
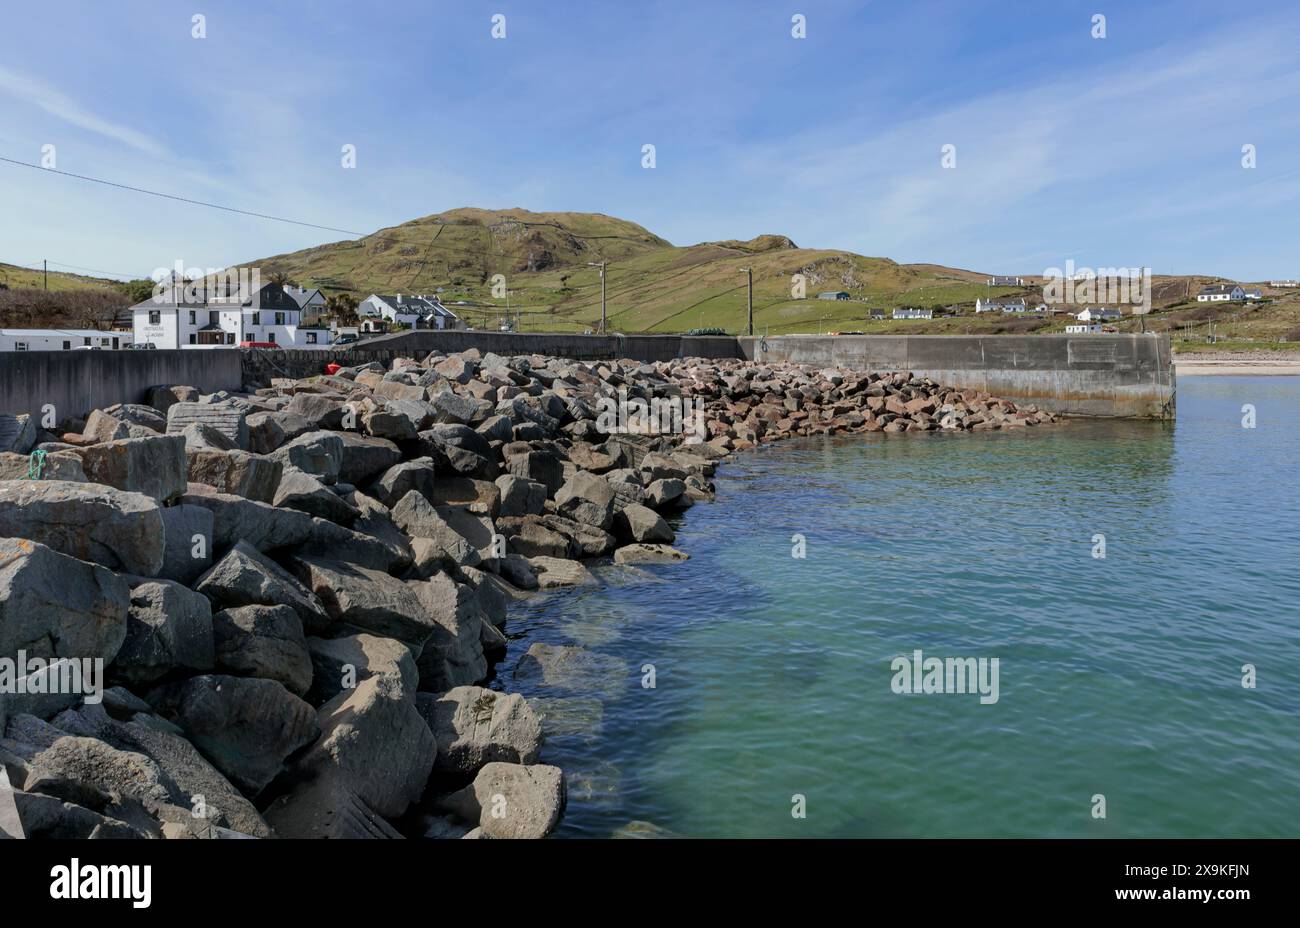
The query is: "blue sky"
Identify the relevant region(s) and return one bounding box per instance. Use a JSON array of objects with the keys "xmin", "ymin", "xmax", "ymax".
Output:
[{"xmin": 1, "ymin": 0, "xmax": 1297, "ymax": 282}]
